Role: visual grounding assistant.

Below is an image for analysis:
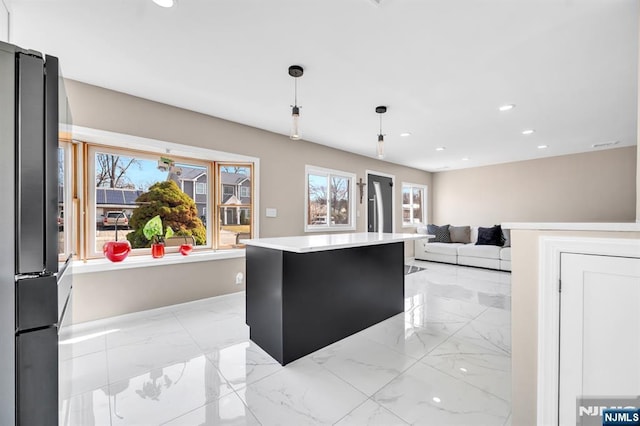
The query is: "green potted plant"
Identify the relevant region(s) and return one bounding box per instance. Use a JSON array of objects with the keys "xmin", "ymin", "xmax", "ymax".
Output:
[{"xmin": 143, "ymin": 215, "xmax": 174, "ymax": 258}]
